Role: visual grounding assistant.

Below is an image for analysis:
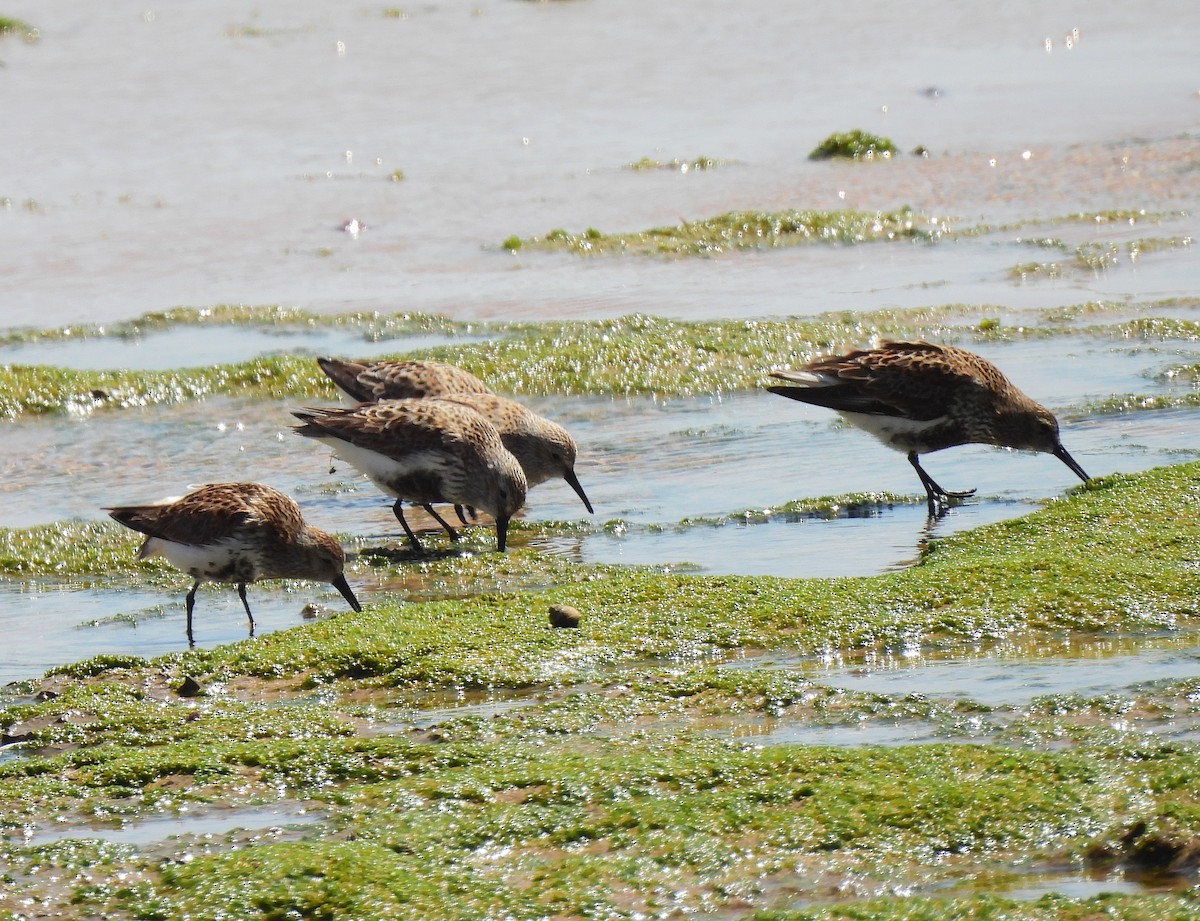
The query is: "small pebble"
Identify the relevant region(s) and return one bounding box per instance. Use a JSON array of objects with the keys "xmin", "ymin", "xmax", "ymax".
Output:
[{"xmin": 548, "ymin": 604, "xmax": 581, "ymax": 628}]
